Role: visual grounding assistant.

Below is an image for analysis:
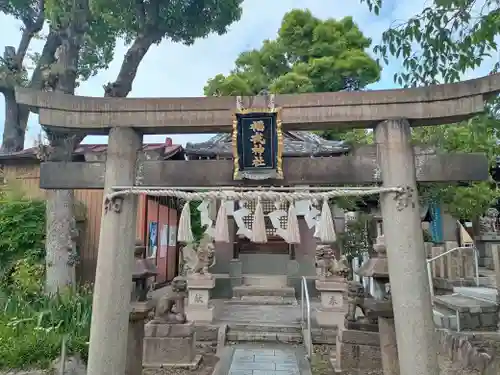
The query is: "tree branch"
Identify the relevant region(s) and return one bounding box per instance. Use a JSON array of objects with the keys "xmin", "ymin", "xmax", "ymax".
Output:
[
  {"xmin": 134, "ymin": 0, "xmax": 146, "ymax": 29},
  {"xmin": 16, "ymin": 0, "xmax": 45, "ymax": 62},
  {"xmin": 103, "ymin": 31, "xmax": 160, "ymax": 97}
]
